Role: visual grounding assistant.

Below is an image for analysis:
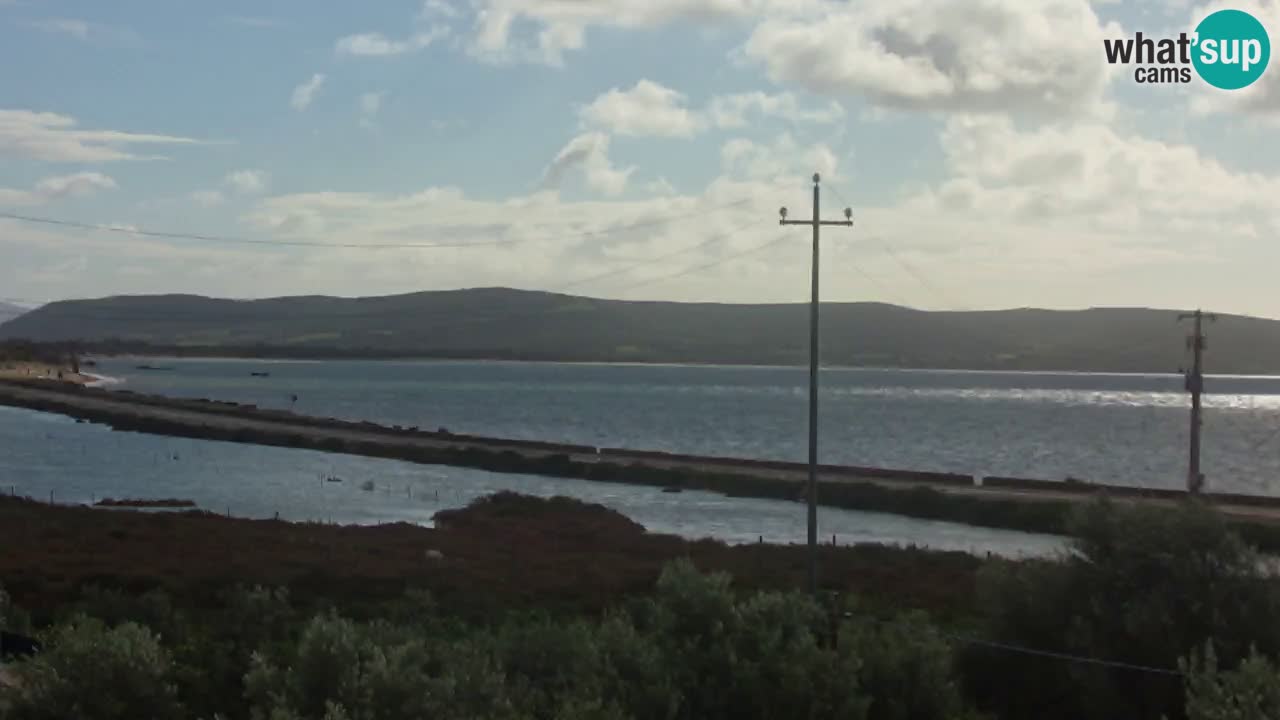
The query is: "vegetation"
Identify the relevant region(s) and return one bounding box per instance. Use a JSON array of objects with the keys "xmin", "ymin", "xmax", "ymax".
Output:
[
  {"xmin": 2, "ymin": 494, "xmax": 1279, "ymax": 719},
  {"xmin": 5, "ymin": 287, "xmax": 1280, "ymax": 372}
]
